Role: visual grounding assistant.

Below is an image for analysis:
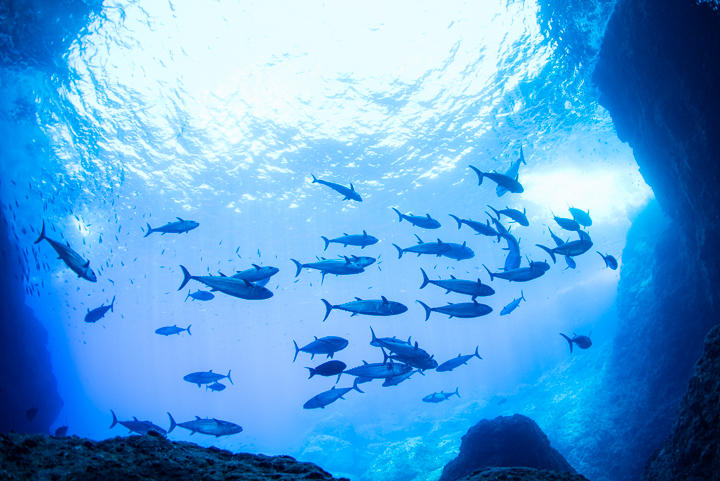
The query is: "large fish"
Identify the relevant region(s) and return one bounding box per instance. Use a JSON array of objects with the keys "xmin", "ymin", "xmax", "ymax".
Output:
[
  {"xmin": 178, "ymin": 266, "xmax": 273, "ymax": 300},
  {"xmin": 497, "ymin": 145, "xmax": 527, "ymax": 197},
  {"xmin": 306, "ymin": 360, "xmax": 347, "ymax": 383},
  {"xmin": 311, "ymin": 174, "xmax": 362, "ymax": 202},
  {"xmin": 291, "ymin": 257, "xmax": 365, "ymax": 282},
  {"xmin": 536, "ymin": 231, "xmax": 593, "ymax": 263},
  {"xmin": 369, "ymin": 326, "xmax": 430, "ymax": 359},
  {"xmin": 551, "ymin": 211, "xmax": 580, "ymax": 231},
  {"xmin": 560, "ymin": 332, "xmax": 592, "ymax": 353},
  {"xmin": 303, "ymin": 378, "xmax": 364, "ymax": 409},
  {"xmin": 487, "ymin": 205, "xmax": 529, "ymax": 226},
  {"xmin": 321, "ymin": 296, "xmax": 408, "ymax": 321},
  {"xmin": 85, "ymin": 296, "xmax": 115, "ymax": 323},
  {"xmin": 500, "ymin": 291, "xmax": 526, "ymax": 316},
  {"xmin": 391, "ymin": 208, "xmax": 441, "ymax": 229},
  {"xmin": 568, "ymin": 206, "xmax": 592, "ymax": 227},
  {"xmin": 436, "ymin": 347, "xmax": 482, "ymax": 372},
  {"xmin": 321, "ymin": 231, "xmax": 379, "ymax": 250},
  {"xmin": 440, "ymin": 241, "xmax": 475, "ymax": 261},
  {"xmin": 393, "ymin": 234, "xmax": 452, "ymax": 259},
  {"xmin": 293, "ymin": 336, "xmax": 349, "ymax": 361},
  {"xmin": 419, "ymin": 268, "xmax": 495, "ymax": 299},
  {"xmin": 34, "ymin": 221, "xmax": 96, "ymax": 282},
  {"xmin": 231, "ymin": 264, "xmax": 280, "ymax": 282},
  {"xmin": 144, "ymin": 217, "xmax": 199, "ymax": 237},
  {"xmin": 344, "ymin": 360, "xmax": 413, "ymax": 379},
  {"xmin": 469, "ymin": 166, "xmax": 524, "ymax": 193},
  {"xmin": 183, "ymin": 369, "xmax": 232, "ymax": 388},
  {"xmin": 110, "ymin": 410, "xmax": 166, "ymax": 435},
  {"xmin": 155, "ymin": 324, "xmax": 191, "ymax": 336},
  {"xmin": 388, "ymin": 353, "xmax": 438, "ymax": 370},
  {"xmin": 167, "ymin": 413, "xmax": 242, "ymax": 437},
  {"xmin": 185, "ymin": 289, "xmax": 215, "ymax": 302},
  {"xmin": 416, "ymin": 300, "xmax": 492, "ymax": 321},
  {"xmin": 422, "ymin": 388, "xmax": 460, "ymax": 403},
  {"xmin": 483, "ymin": 261, "xmax": 550, "ymax": 282},
  {"xmin": 448, "ymin": 214, "xmax": 498, "ymax": 238}
]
